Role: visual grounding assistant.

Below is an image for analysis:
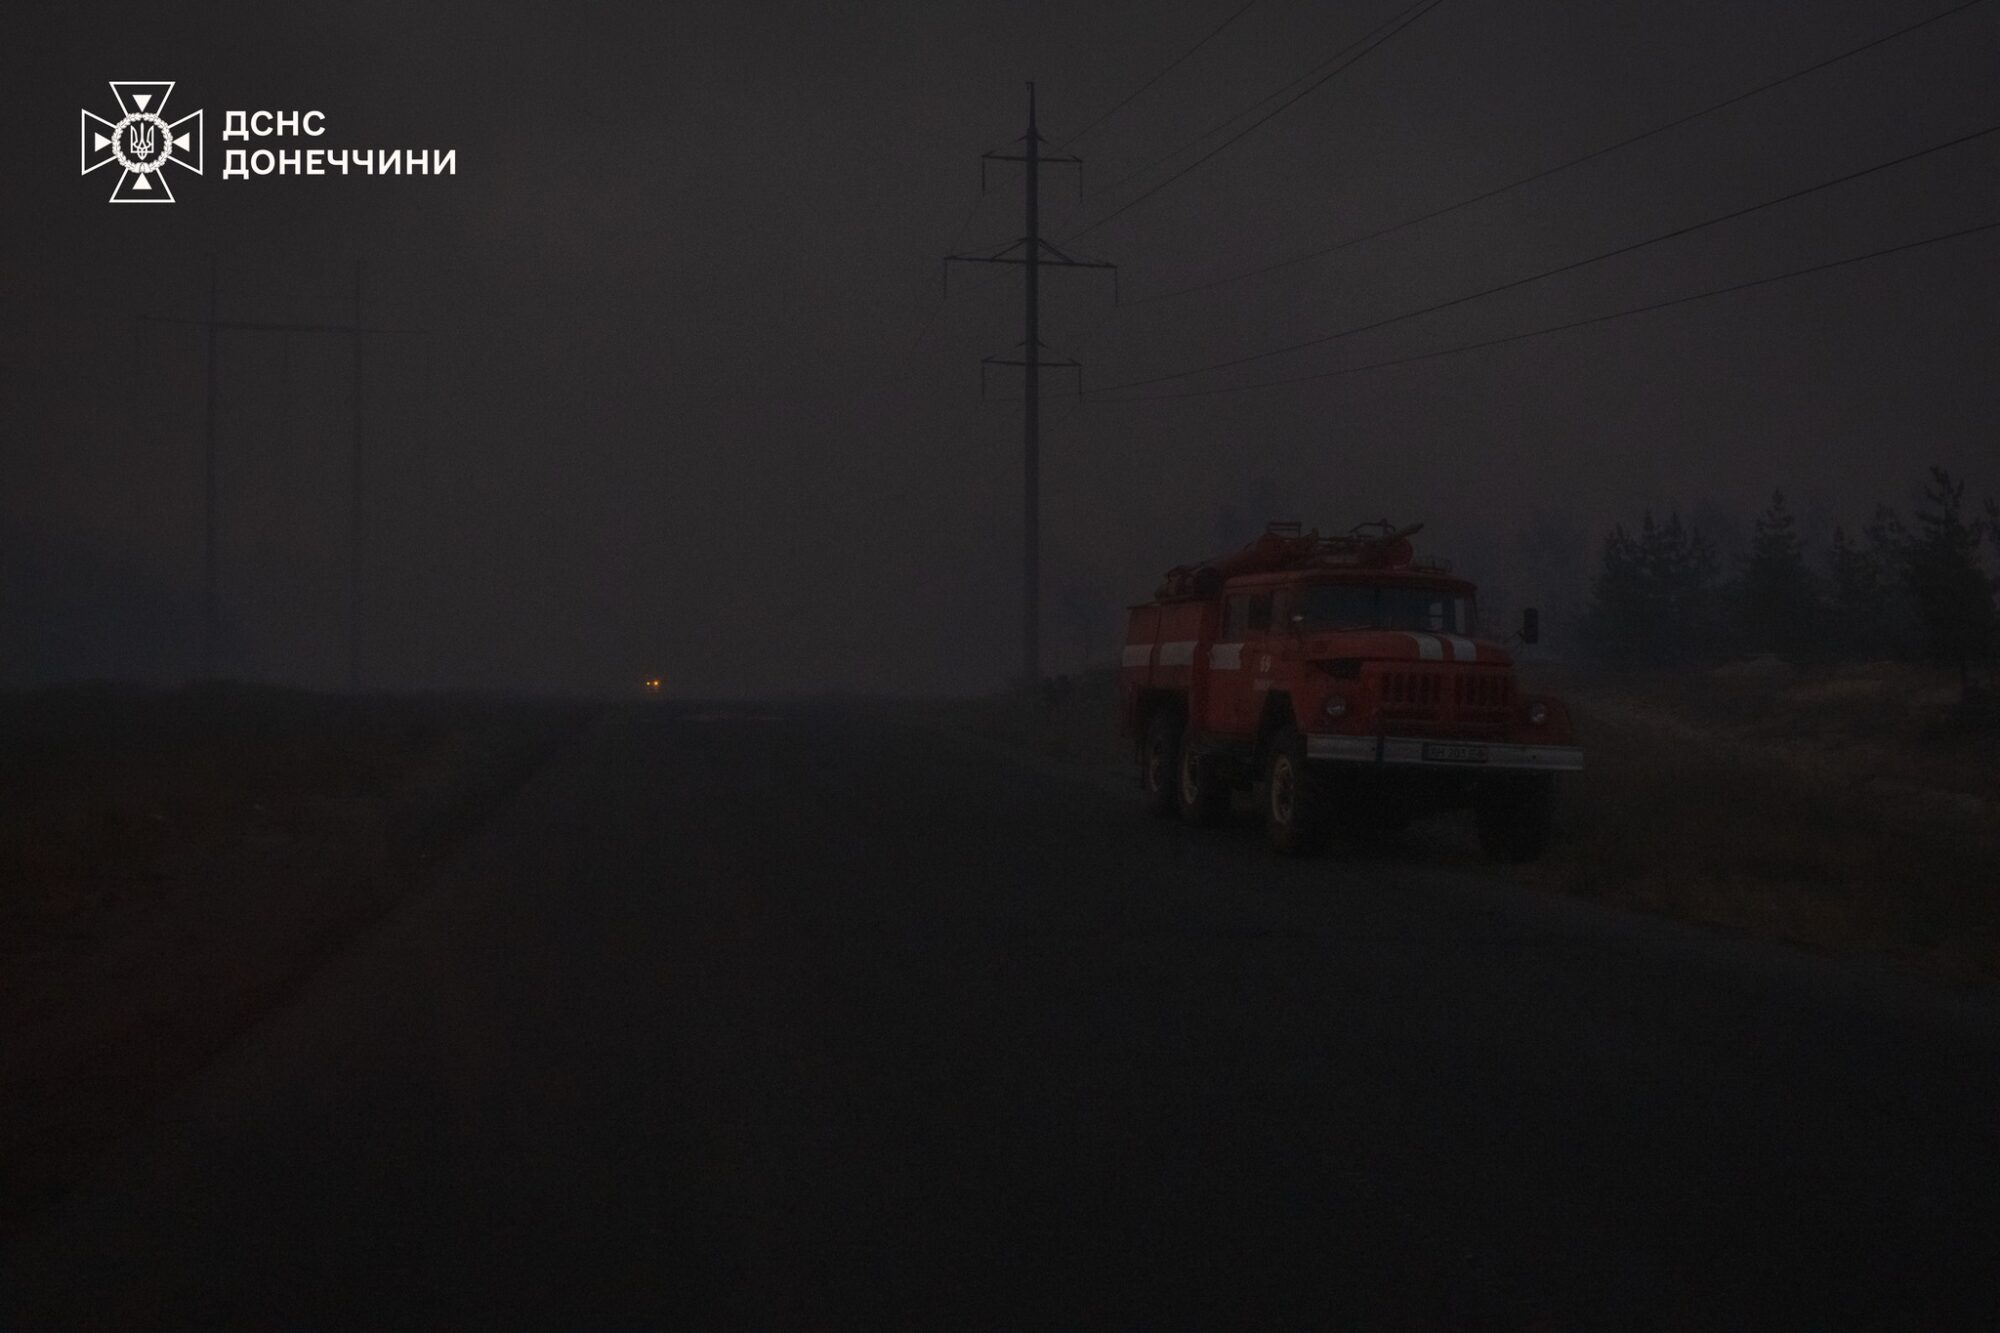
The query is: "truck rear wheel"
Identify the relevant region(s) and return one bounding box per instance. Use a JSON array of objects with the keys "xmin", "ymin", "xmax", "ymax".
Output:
[
  {"xmin": 1177, "ymin": 742, "xmax": 1230, "ymax": 826},
  {"xmin": 1142, "ymin": 711, "xmax": 1183, "ymax": 818},
  {"xmin": 1476, "ymin": 774, "xmax": 1556, "ymax": 862},
  {"xmin": 1263, "ymin": 725, "xmax": 1328, "ymax": 856}
]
